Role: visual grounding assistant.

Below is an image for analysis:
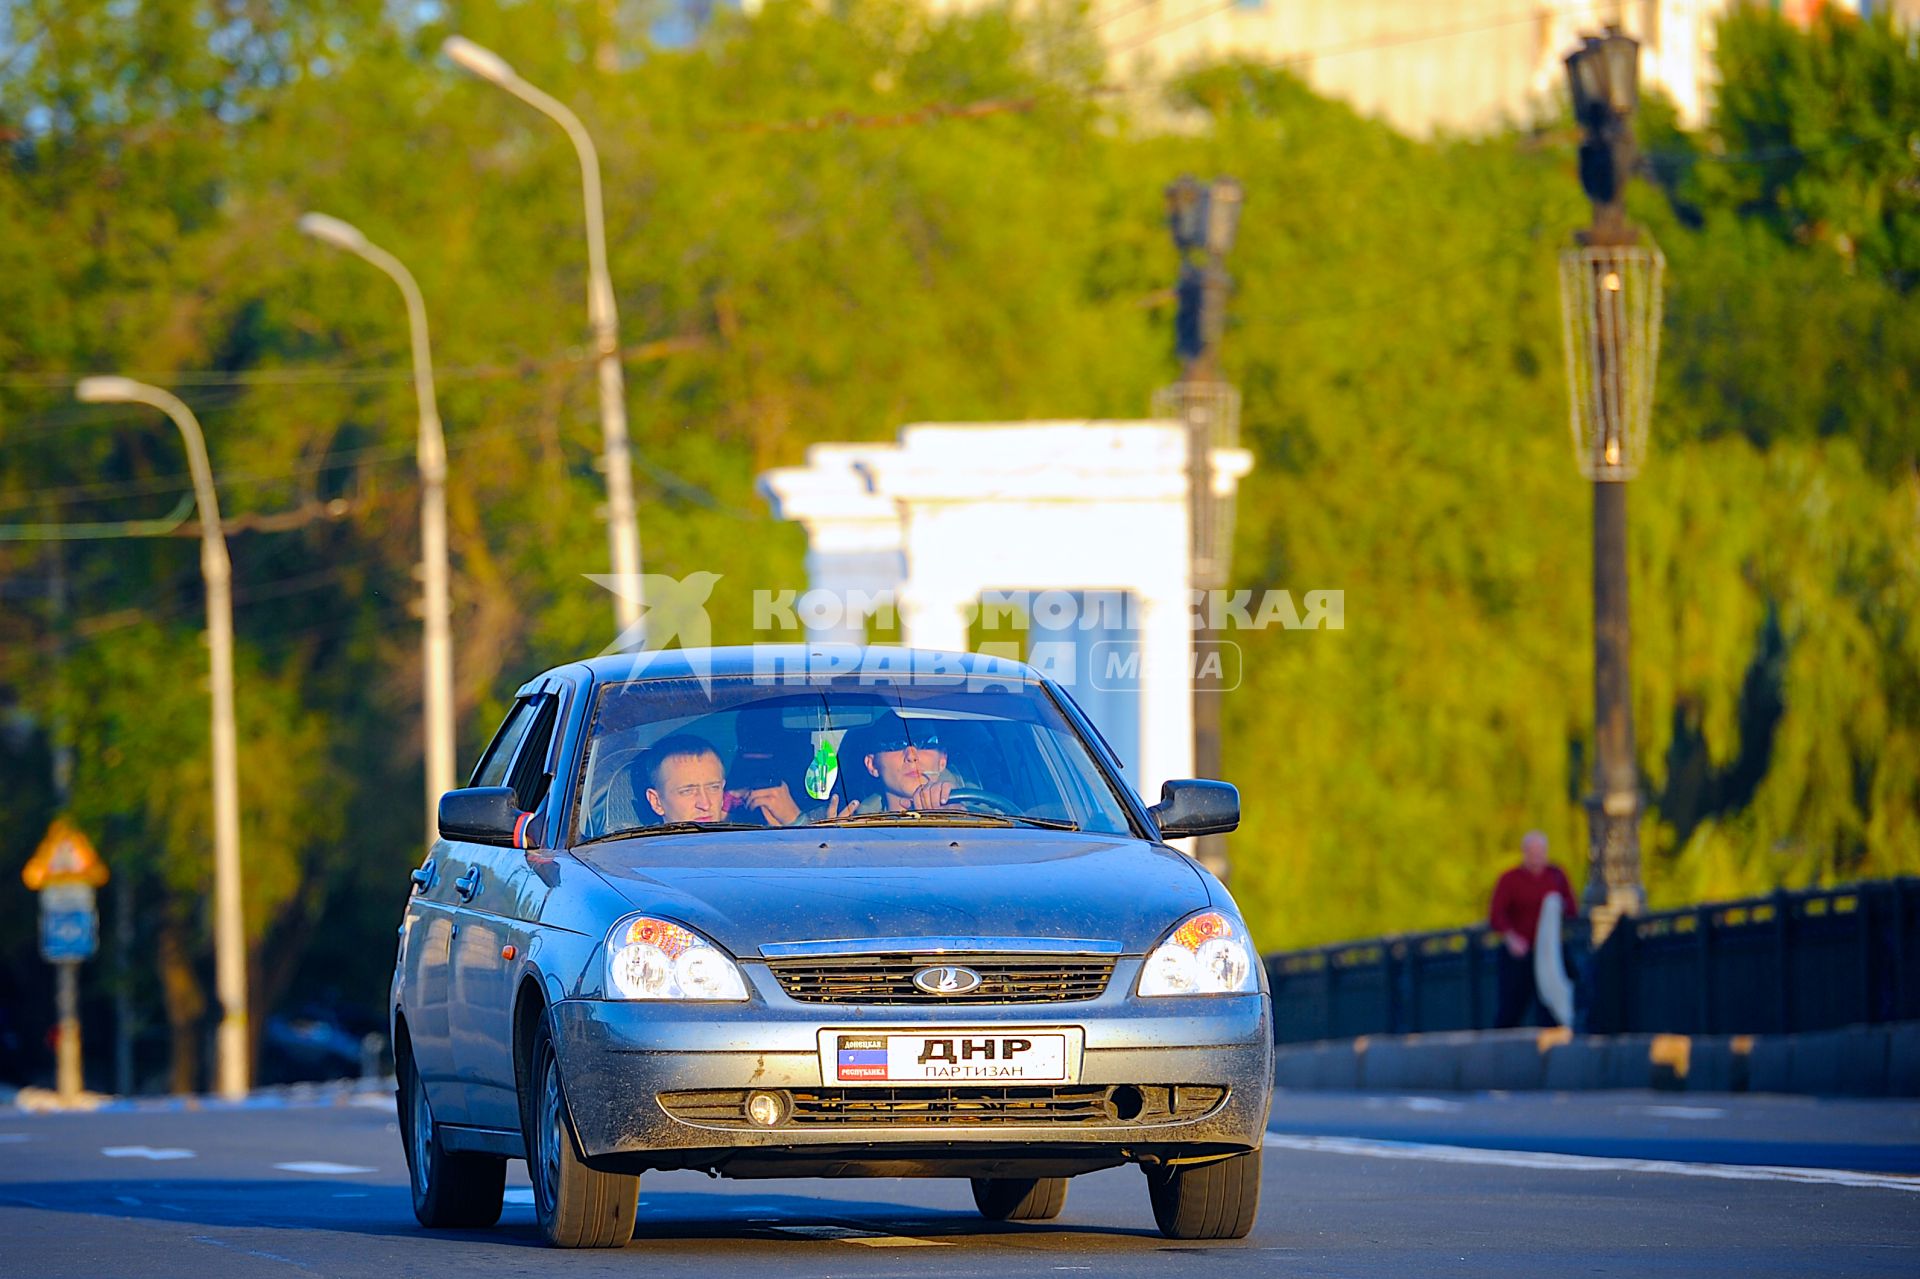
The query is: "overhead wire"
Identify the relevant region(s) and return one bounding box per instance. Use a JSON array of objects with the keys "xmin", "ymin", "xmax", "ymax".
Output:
[{"xmin": 0, "ymin": 333, "xmax": 705, "ymax": 393}]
